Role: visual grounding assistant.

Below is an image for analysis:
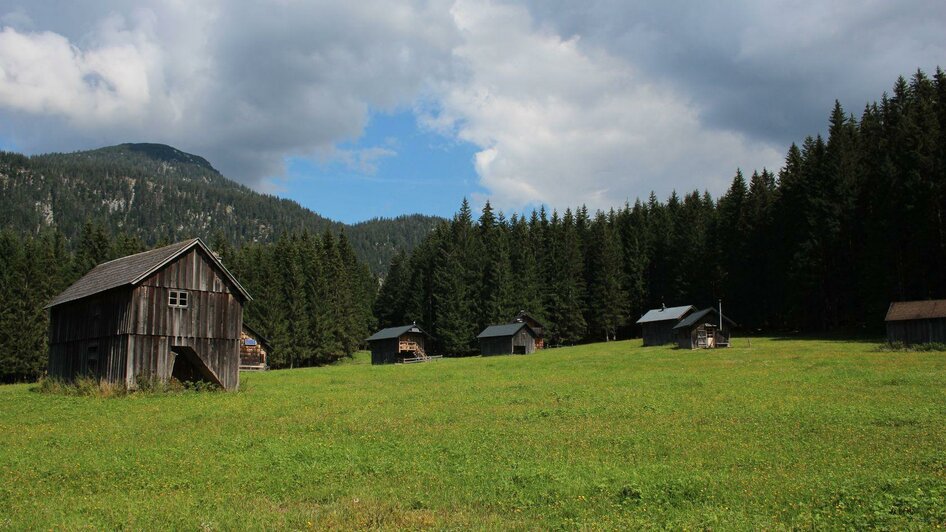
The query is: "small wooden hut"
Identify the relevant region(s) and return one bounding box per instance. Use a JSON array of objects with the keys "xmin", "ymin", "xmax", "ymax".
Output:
[
  {"xmin": 366, "ymin": 324, "xmax": 428, "ymax": 364},
  {"xmin": 46, "ymin": 238, "xmax": 251, "ymax": 390},
  {"xmin": 477, "ymin": 322, "xmax": 537, "ymax": 356},
  {"xmin": 240, "ymin": 323, "xmax": 272, "ymax": 370},
  {"xmin": 672, "ymin": 308, "xmax": 734, "ymax": 349},
  {"xmin": 511, "ymin": 310, "xmax": 545, "ymax": 349},
  {"xmin": 636, "ymin": 305, "xmax": 695, "ymax": 346},
  {"xmin": 885, "ymin": 300, "xmax": 946, "ymax": 345}
]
